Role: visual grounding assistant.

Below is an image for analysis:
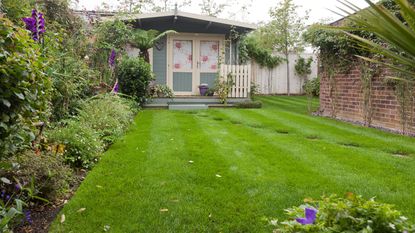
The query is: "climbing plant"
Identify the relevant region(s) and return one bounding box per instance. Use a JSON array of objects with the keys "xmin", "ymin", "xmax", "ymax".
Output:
[
  {"xmin": 239, "ymin": 35, "xmax": 283, "ymax": 69},
  {"xmin": 295, "ymin": 57, "xmax": 313, "ymax": 93},
  {"xmin": 359, "ymin": 61, "xmax": 377, "ymax": 126}
]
